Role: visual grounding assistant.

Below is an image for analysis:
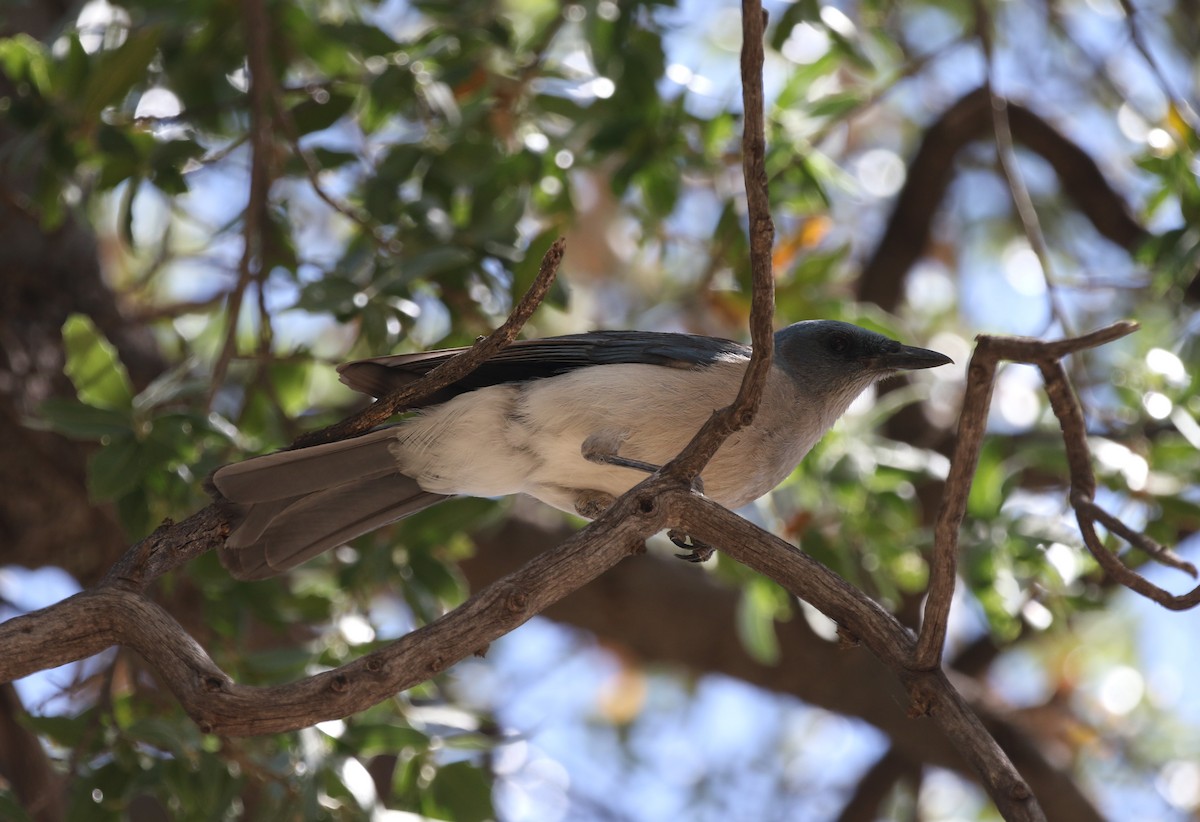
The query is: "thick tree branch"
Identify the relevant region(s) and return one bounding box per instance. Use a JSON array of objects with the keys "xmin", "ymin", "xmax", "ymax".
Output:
[
  {"xmin": 671, "ymin": 490, "xmax": 1044, "ymax": 822},
  {"xmin": 857, "ymin": 86, "xmax": 1147, "ymax": 313},
  {"xmin": 0, "ymin": 684, "xmax": 65, "ymax": 822},
  {"xmin": 463, "ymin": 516, "xmax": 1103, "ymax": 822},
  {"xmin": 0, "ymin": 487, "xmax": 656, "ymax": 735}
]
